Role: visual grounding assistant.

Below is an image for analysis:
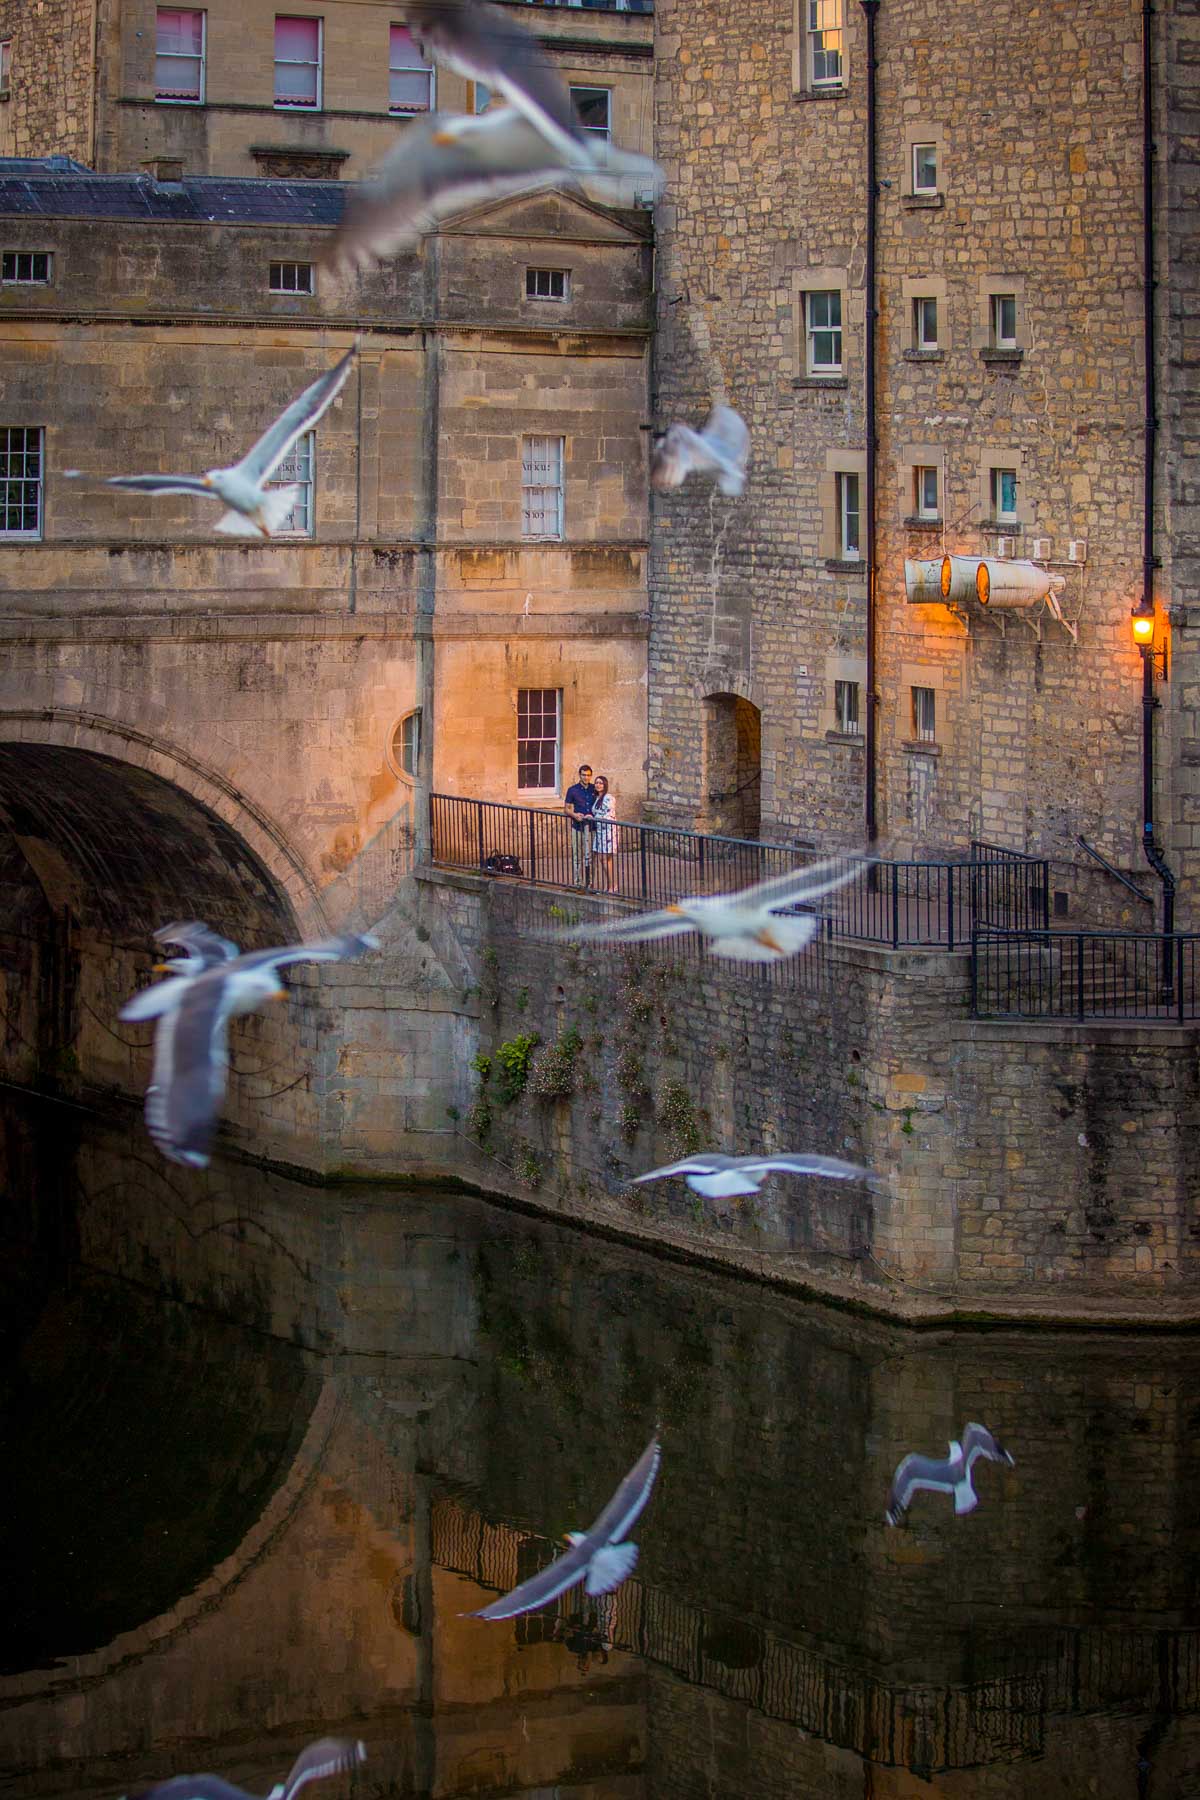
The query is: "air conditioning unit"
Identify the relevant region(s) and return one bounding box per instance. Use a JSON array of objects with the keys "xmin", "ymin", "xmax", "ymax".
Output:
[
  {"xmin": 1068, "ymin": 539, "xmax": 1088, "ymax": 564},
  {"xmin": 1031, "ymin": 537, "xmax": 1052, "ymax": 561},
  {"xmin": 975, "ymin": 559, "xmax": 1068, "ymax": 609},
  {"xmin": 994, "ymin": 536, "xmax": 1015, "ymax": 559},
  {"xmin": 904, "ymin": 557, "xmax": 945, "ymax": 604}
]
